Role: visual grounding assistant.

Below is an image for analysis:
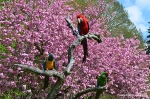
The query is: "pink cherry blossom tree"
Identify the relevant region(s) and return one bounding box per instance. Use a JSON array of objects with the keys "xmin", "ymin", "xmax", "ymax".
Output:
[{"xmin": 0, "ymin": 0, "xmax": 149, "ymax": 99}]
